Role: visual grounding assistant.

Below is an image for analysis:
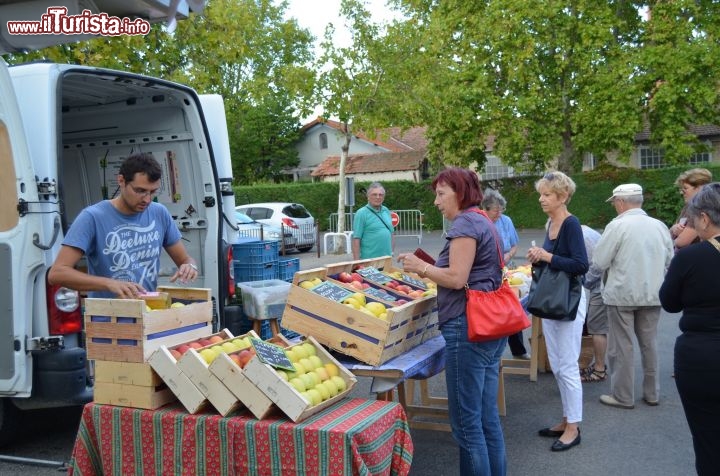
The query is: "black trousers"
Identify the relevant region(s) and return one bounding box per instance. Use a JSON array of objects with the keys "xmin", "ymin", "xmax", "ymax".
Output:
[
  {"xmin": 507, "ymin": 330, "xmax": 527, "ymax": 356},
  {"xmin": 674, "ymin": 332, "xmax": 720, "ymax": 476}
]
